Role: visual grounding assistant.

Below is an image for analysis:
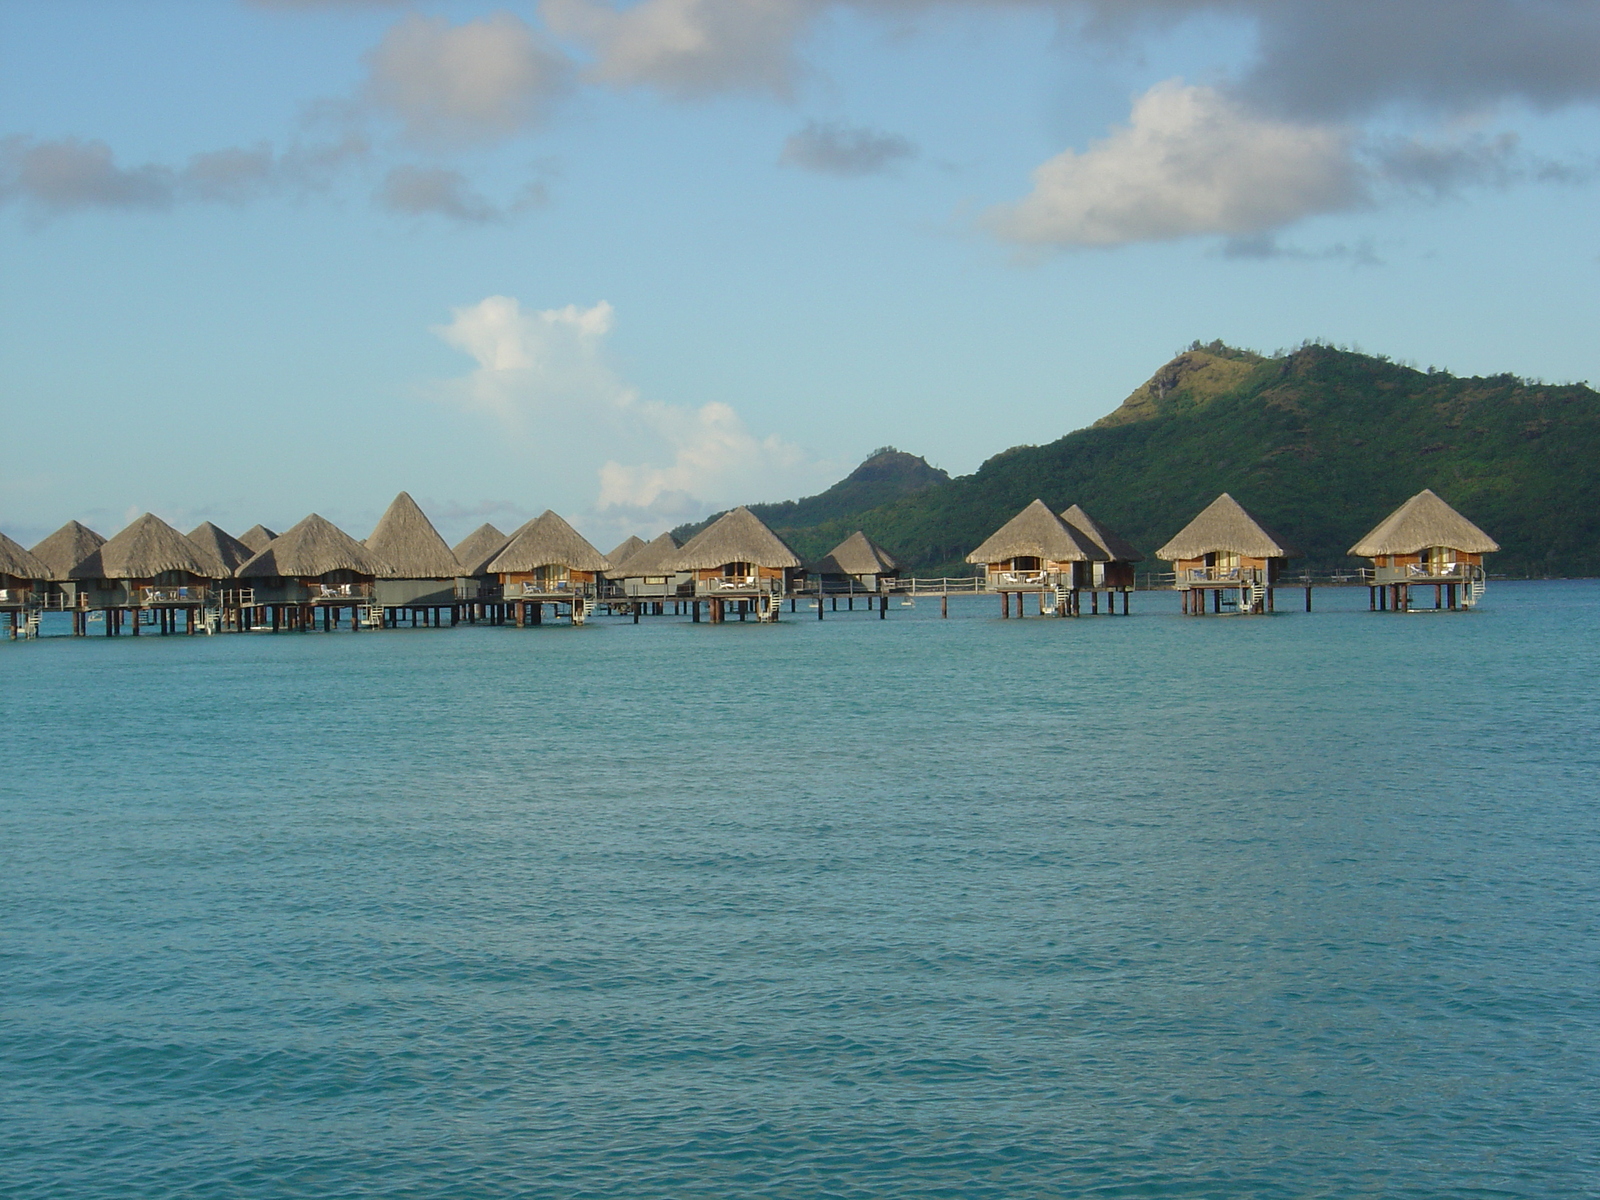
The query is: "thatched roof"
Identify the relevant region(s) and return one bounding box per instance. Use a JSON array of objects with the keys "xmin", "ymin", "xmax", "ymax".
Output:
[
  {"xmin": 674, "ymin": 508, "xmax": 801, "ymax": 570},
  {"xmin": 452, "ymin": 523, "xmax": 509, "ymax": 576},
  {"xmin": 30, "ymin": 521, "xmax": 105, "ymax": 581},
  {"xmin": 237, "ymin": 524, "xmax": 278, "ymax": 553},
  {"xmin": 967, "ymin": 499, "xmax": 1105, "ymax": 564},
  {"xmin": 364, "ymin": 492, "xmax": 461, "ymax": 578},
  {"xmin": 605, "ymin": 535, "xmax": 647, "ymax": 575},
  {"xmin": 611, "ymin": 531, "xmax": 681, "ymax": 578},
  {"xmin": 814, "ymin": 530, "xmax": 899, "ymax": 576},
  {"xmin": 1060, "ymin": 504, "xmax": 1143, "ymax": 563},
  {"xmin": 486, "ymin": 511, "xmax": 610, "ymax": 574},
  {"xmin": 1156, "ymin": 493, "xmax": 1296, "ymax": 560},
  {"xmin": 186, "ymin": 523, "xmax": 255, "ymax": 575},
  {"xmin": 0, "ymin": 531, "xmax": 49, "ymax": 580},
  {"xmin": 237, "ymin": 513, "xmax": 389, "ymax": 578},
  {"xmin": 1349, "ymin": 489, "xmax": 1499, "ymax": 557},
  {"xmin": 72, "ymin": 513, "xmax": 230, "ymax": 580}
]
